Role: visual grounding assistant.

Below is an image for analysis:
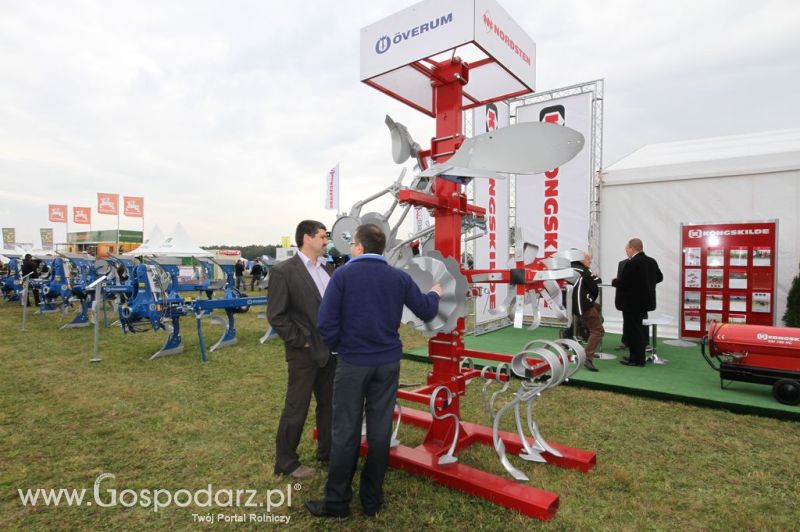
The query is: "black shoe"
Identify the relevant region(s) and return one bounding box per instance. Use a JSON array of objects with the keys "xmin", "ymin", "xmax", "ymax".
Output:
[
  {"xmin": 584, "ymin": 359, "xmax": 599, "ymax": 372},
  {"xmin": 363, "ymin": 504, "xmax": 382, "ymax": 518},
  {"xmin": 304, "ymin": 500, "xmax": 350, "ymax": 518},
  {"xmin": 620, "ymin": 359, "xmax": 645, "ymax": 367}
]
